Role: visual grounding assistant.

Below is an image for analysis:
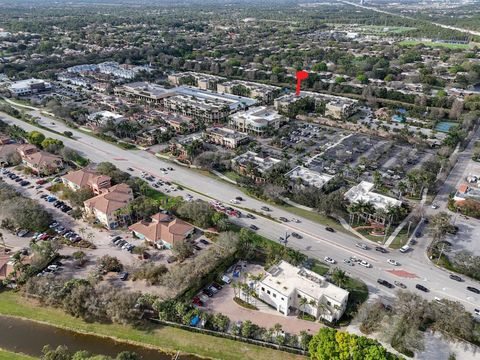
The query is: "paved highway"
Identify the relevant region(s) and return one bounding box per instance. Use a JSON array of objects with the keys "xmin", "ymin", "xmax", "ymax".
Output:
[{"xmin": 1, "ymin": 110, "xmax": 479, "ymax": 314}]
